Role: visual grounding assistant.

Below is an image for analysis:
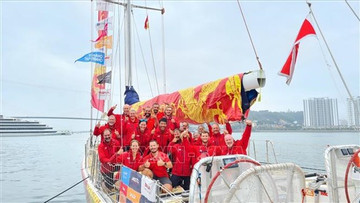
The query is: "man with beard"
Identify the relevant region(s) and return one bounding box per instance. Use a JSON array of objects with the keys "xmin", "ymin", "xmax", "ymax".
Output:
[
  {"xmin": 222, "ymin": 120, "xmax": 252, "ymax": 155},
  {"xmin": 141, "ymin": 140, "xmax": 173, "ymax": 192},
  {"xmin": 168, "ymin": 129, "xmax": 192, "ymax": 190},
  {"xmin": 208, "ymin": 119, "xmax": 233, "ymax": 146},
  {"xmin": 164, "ymin": 106, "xmax": 179, "ymax": 132},
  {"xmin": 98, "ymin": 129, "xmax": 121, "ymax": 190},
  {"xmin": 93, "ymin": 115, "xmax": 118, "ymax": 142},
  {"xmin": 142, "ymin": 106, "xmax": 157, "ymax": 133},
  {"xmin": 152, "ymin": 103, "xmax": 164, "ymax": 121},
  {"xmin": 151, "ymin": 118, "xmax": 171, "ymax": 153}
]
